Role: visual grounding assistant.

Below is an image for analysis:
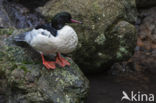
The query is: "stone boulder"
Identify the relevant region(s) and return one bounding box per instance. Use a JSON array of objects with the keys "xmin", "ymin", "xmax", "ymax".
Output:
[
  {"xmin": 0, "ymin": 29, "xmax": 89, "ymax": 103},
  {"xmin": 0, "ymin": 0, "xmax": 12, "ymax": 28},
  {"xmin": 36, "ymin": 0, "xmax": 137, "ymax": 73},
  {"xmin": 0, "ymin": 0, "xmax": 44, "ymax": 29}
]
